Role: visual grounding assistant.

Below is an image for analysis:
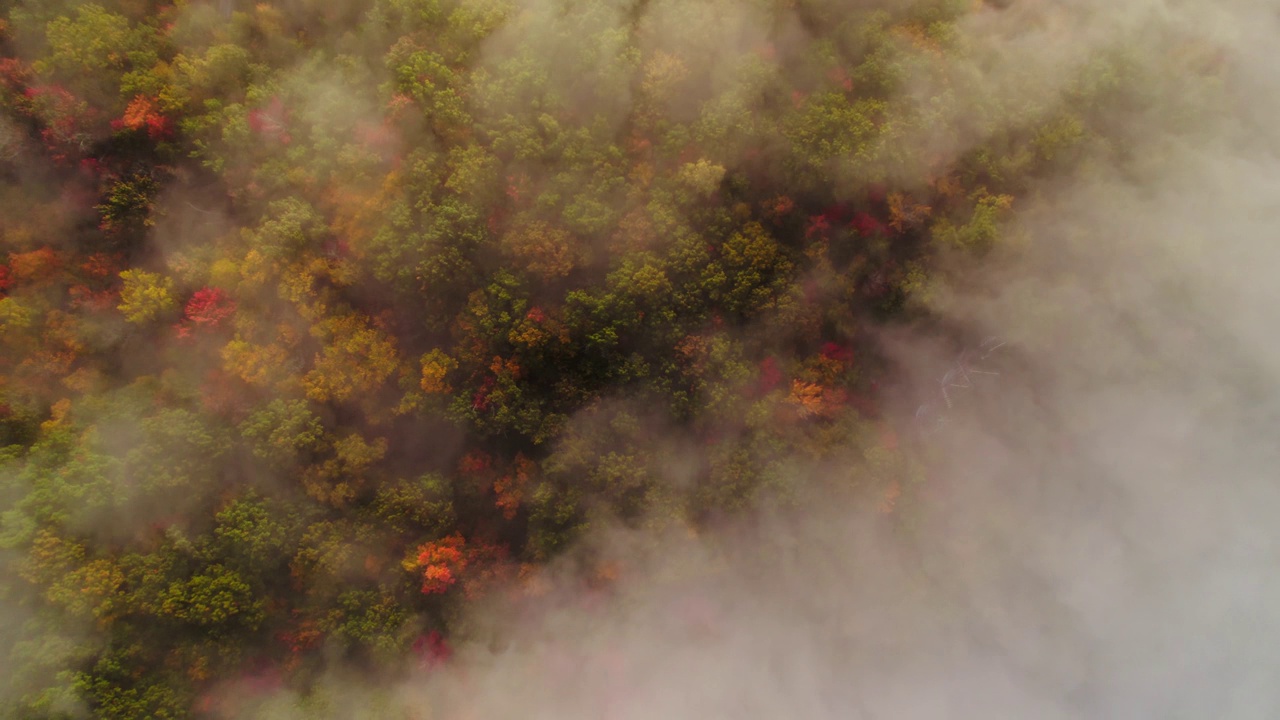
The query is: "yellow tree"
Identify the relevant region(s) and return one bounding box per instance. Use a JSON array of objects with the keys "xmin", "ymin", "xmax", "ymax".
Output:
[
  {"xmin": 302, "ymin": 313, "xmax": 399, "ymax": 404},
  {"xmin": 117, "ymin": 269, "xmax": 175, "ymax": 323}
]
